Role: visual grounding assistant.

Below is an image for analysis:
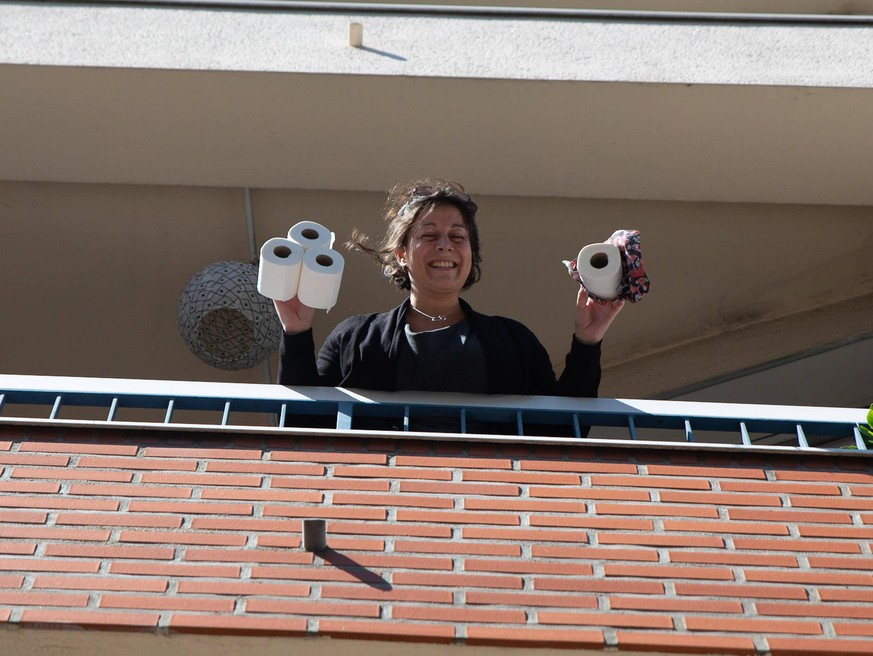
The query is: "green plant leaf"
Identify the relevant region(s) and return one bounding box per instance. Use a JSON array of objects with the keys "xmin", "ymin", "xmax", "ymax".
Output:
[
  {"xmin": 860, "ymin": 423, "xmax": 873, "ymax": 446},
  {"xmin": 867, "ymin": 404, "xmax": 873, "ymax": 428}
]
